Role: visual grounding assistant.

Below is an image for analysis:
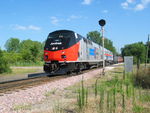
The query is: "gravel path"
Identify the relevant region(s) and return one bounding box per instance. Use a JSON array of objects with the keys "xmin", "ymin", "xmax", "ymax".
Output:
[{"xmin": 0, "ymin": 66, "xmax": 114, "ymax": 113}]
